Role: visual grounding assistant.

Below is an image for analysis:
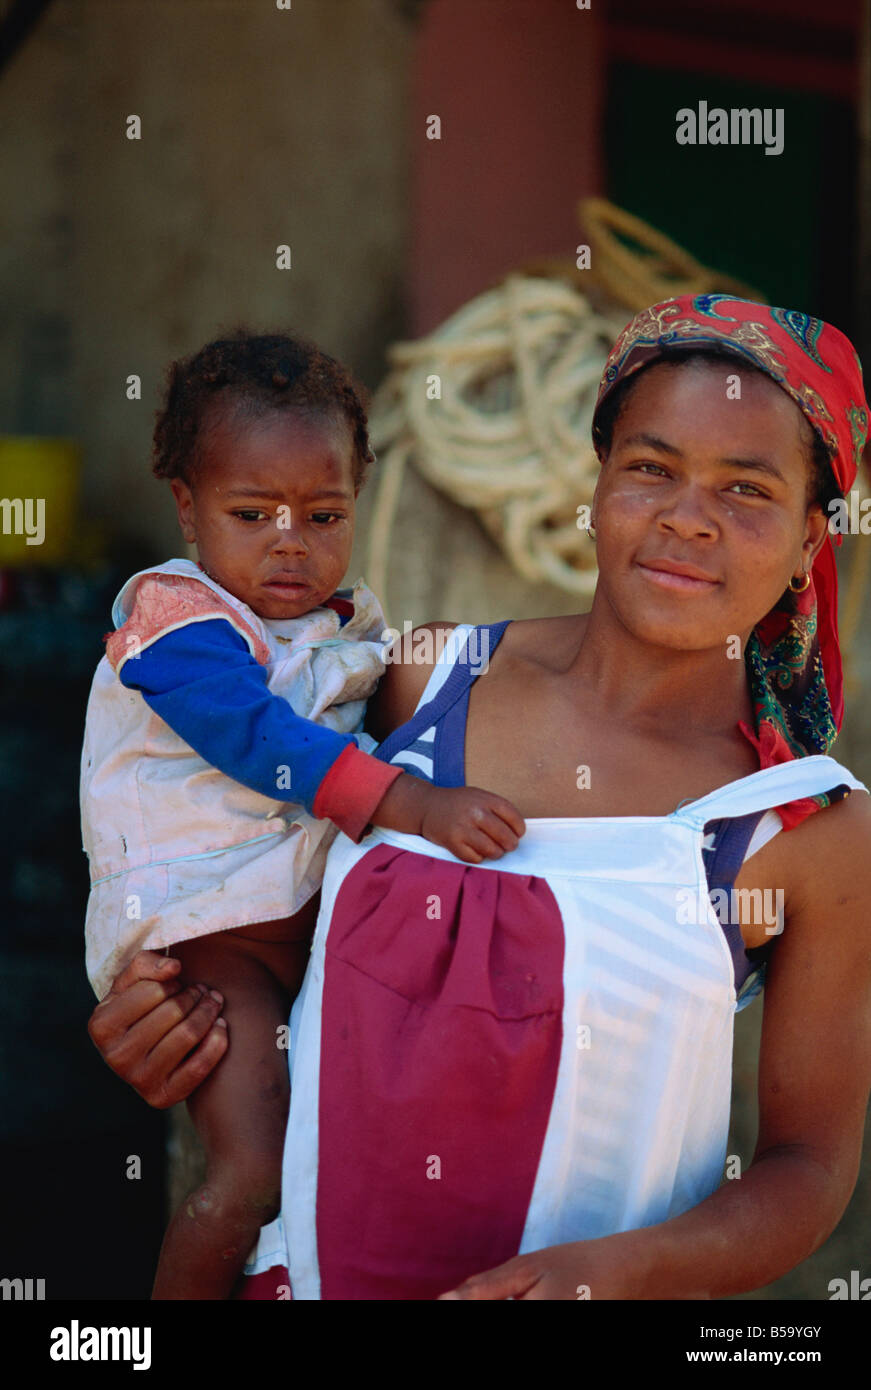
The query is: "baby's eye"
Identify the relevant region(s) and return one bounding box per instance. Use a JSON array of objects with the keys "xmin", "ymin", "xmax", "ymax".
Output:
[
  {"xmin": 234, "ymin": 509, "xmax": 269, "ymax": 522},
  {"xmin": 310, "ymin": 511, "xmax": 344, "ymax": 524}
]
